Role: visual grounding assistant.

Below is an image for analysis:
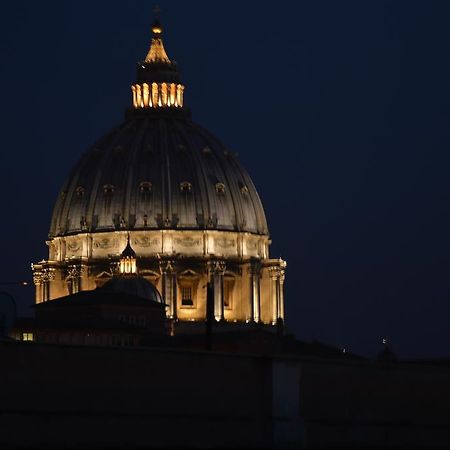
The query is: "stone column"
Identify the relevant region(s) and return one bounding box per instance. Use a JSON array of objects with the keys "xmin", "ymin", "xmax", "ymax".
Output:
[
  {"xmin": 32, "ymin": 268, "xmax": 43, "ymax": 303},
  {"xmin": 279, "ymin": 269, "xmax": 286, "ymax": 321},
  {"xmin": 160, "ymin": 260, "xmax": 176, "ymax": 319},
  {"xmin": 269, "ymin": 266, "xmax": 280, "ymax": 325},
  {"xmin": 67, "ymin": 264, "xmax": 84, "ymax": 294},
  {"xmin": 209, "ymin": 260, "xmax": 226, "ymax": 321},
  {"xmin": 41, "ymin": 268, "xmax": 56, "ymax": 302},
  {"xmin": 250, "ymin": 258, "xmax": 261, "ymax": 322}
]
